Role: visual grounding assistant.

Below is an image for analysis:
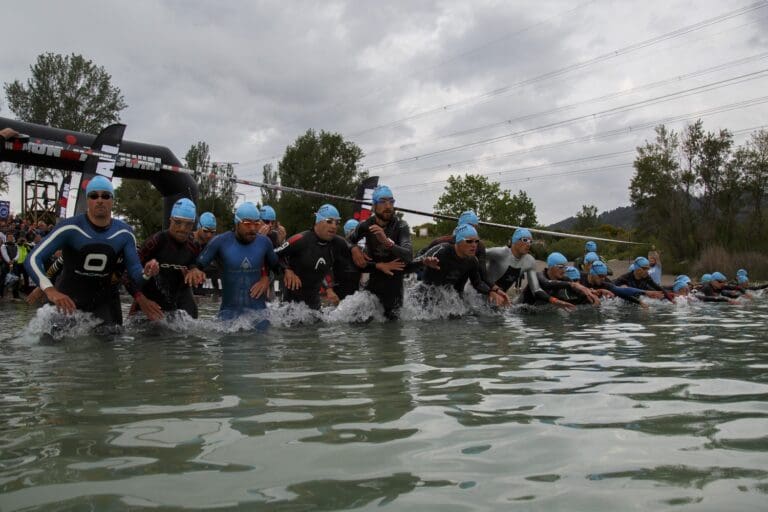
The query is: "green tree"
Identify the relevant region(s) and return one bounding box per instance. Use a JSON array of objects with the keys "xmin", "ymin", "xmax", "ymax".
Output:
[
  {"xmin": 573, "ymin": 204, "xmax": 599, "ymax": 232},
  {"xmin": 277, "ymin": 129, "xmax": 366, "ymax": 235},
  {"xmin": 113, "ymin": 179, "xmax": 163, "ymax": 241},
  {"xmin": 185, "ymin": 141, "xmax": 236, "ymax": 229},
  {"xmin": 737, "ymin": 129, "xmax": 768, "ymax": 239},
  {"xmin": 433, "ymin": 174, "xmax": 537, "ymax": 245},
  {"xmin": 4, "ymin": 52, "xmax": 127, "ymax": 133},
  {"xmin": 261, "ymin": 162, "xmax": 279, "ymax": 207}
]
